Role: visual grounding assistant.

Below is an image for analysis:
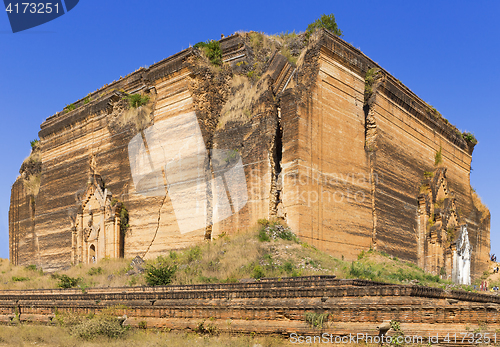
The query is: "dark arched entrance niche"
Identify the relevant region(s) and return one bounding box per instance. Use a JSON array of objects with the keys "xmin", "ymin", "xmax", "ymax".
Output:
[{"xmin": 89, "ymin": 244, "xmax": 96, "ymax": 263}]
